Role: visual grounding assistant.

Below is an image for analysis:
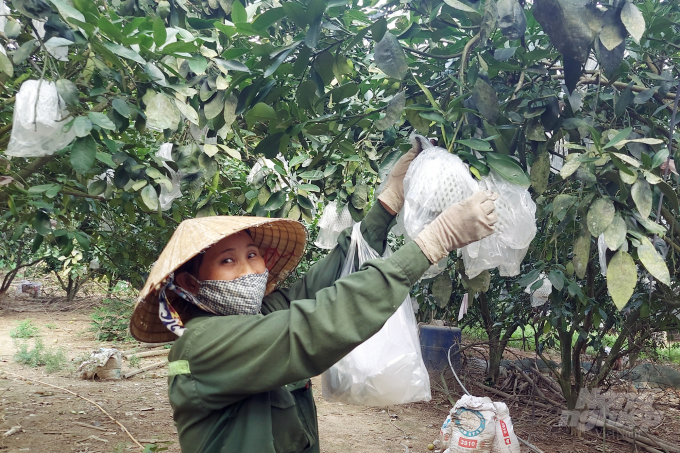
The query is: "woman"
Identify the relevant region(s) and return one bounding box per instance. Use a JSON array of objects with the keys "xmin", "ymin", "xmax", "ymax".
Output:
[{"xmin": 129, "ymin": 141, "xmax": 498, "ymax": 453}]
